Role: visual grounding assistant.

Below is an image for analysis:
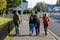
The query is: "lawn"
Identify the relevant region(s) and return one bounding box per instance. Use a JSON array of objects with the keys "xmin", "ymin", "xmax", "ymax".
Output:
[
  {"xmin": 0, "ymin": 17, "xmax": 15, "ymax": 40},
  {"xmin": 0, "ymin": 17, "xmax": 12, "ymax": 26}
]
